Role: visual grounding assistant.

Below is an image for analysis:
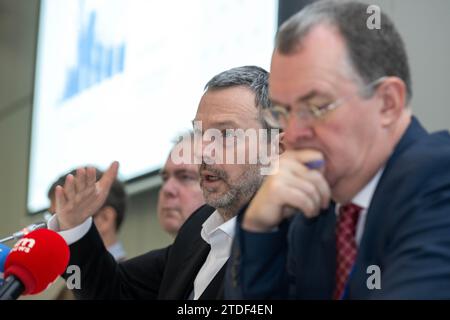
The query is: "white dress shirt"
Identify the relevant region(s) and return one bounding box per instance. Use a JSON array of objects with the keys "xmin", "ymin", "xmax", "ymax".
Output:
[
  {"xmin": 107, "ymin": 241, "xmax": 127, "ymax": 261},
  {"xmin": 336, "ymin": 168, "xmax": 384, "ymax": 245},
  {"xmin": 47, "ymin": 215, "xmax": 93, "ymax": 246},
  {"xmin": 47, "ymin": 216, "xmax": 126, "ymax": 260},
  {"xmin": 193, "ymin": 210, "xmax": 236, "ymax": 299}
]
